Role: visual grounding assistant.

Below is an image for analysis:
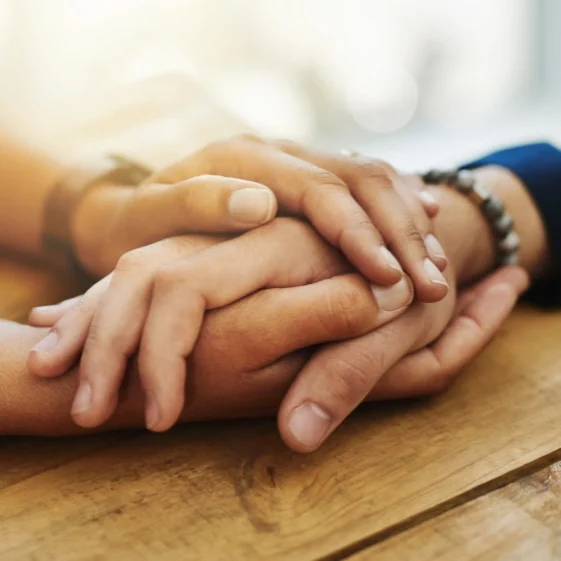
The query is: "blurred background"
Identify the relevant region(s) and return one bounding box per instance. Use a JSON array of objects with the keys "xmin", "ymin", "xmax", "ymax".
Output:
[{"xmin": 1, "ymin": 0, "xmax": 560, "ymax": 169}]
